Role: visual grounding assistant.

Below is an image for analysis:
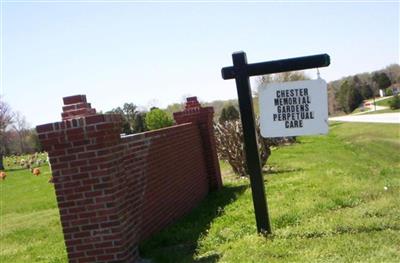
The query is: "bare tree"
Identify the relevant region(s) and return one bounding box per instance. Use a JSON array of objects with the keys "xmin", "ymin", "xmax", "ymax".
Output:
[
  {"xmin": 215, "ymin": 121, "xmax": 247, "ymax": 176},
  {"xmin": 215, "ymin": 119, "xmax": 275, "ymax": 178},
  {"xmin": 0, "ymin": 98, "xmax": 14, "ymax": 170},
  {"xmin": 12, "ymin": 112, "xmax": 30, "ymax": 153},
  {"xmin": 216, "ymin": 72, "xmax": 307, "ymax": 177},
  {"xmin": 257, "ymin": 70, "xmax": 309, "ymax": 86}
]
